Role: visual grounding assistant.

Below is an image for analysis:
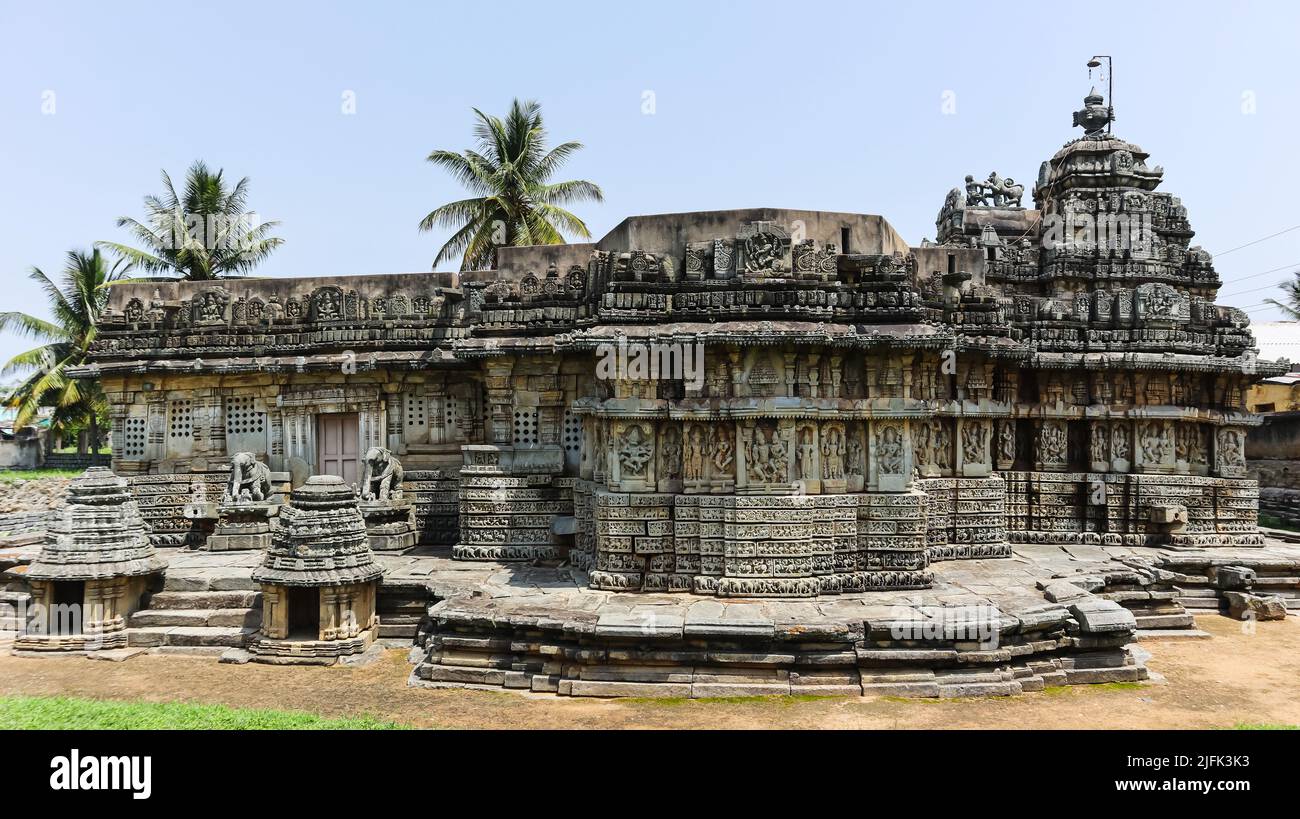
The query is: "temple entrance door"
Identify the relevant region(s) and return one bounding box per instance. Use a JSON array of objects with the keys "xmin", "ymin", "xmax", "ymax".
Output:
[
  {"xmin": 316, "ymin": 413, "xmax": 360, "ymax": 483},
  {"xmin": 286, "ymin": 586, "xmax": 320, "ymax": 640}
]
